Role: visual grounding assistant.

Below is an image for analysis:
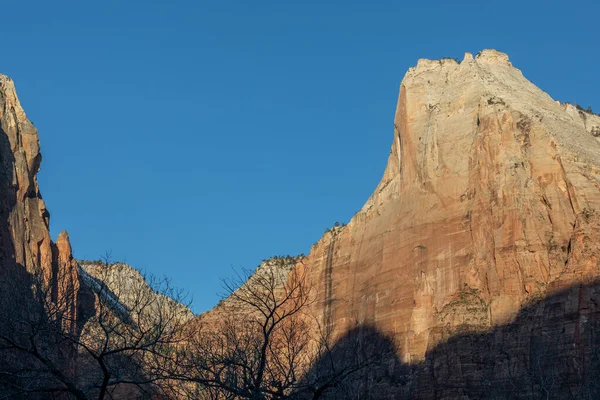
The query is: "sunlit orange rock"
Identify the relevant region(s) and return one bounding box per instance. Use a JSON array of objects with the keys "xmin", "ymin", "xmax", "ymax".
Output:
[{"xmin": 291, "ymin": 49, "xmax": 600, "ymax": 364}]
